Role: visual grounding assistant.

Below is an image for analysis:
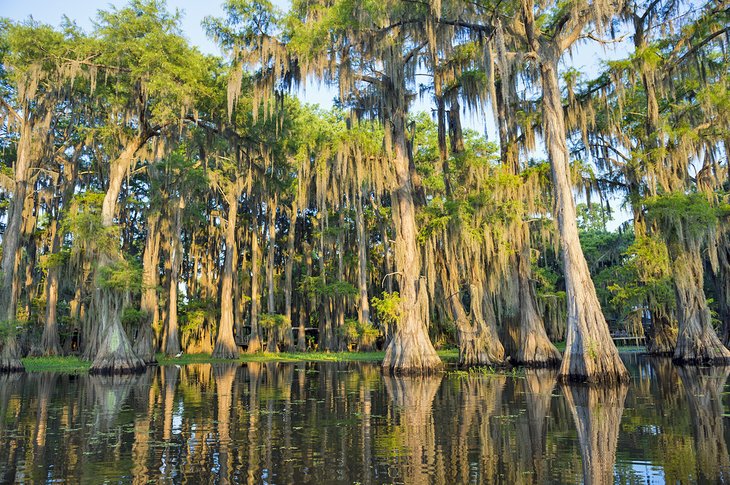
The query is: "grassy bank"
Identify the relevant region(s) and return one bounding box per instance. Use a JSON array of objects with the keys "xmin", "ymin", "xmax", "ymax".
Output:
[
  {"xmin": 19, "ymin": 349, "xmax": 460, "ymax": 373},
  {"xmin": 21, "ymin": 356, "xmax": 92, "ymax": 373}
]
